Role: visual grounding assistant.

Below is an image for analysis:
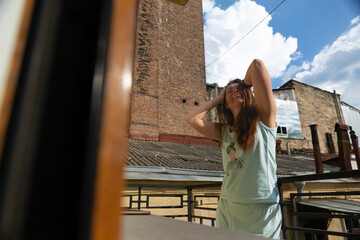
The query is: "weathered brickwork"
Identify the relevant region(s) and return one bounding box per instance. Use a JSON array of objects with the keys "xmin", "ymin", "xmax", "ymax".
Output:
[
  {"xmin": 279, "ymin": 80, "xmax": 342, "ymax": 153},
  {"xmin": 130, "ymin": 0, "xmax": 206, "ymax": 140},
  {"xmin": 205, "ymin": 84, "xmax": 223, "ymax": 122}
]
